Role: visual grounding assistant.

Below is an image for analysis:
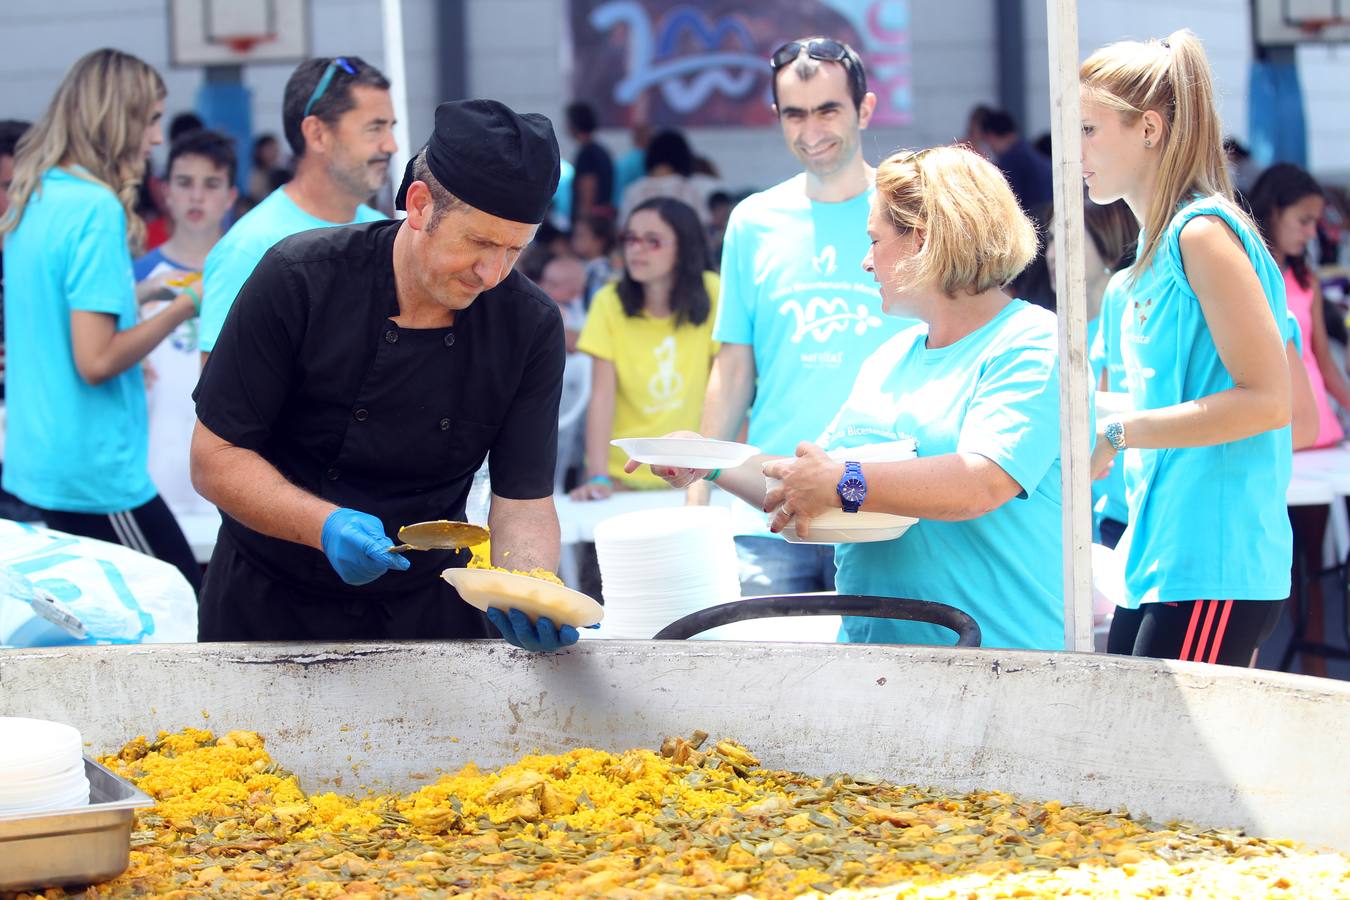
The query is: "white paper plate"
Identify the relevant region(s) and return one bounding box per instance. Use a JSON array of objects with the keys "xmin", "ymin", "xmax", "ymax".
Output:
[
  {"xmin": 780, "ymin": 521, "xmax": 916, "ymax": 544},
  {"xmin": 765, "ymin": 465, "xmax": 918, "ymax": 545},
  {"xmin": 611, "ymin": 437, "xmax": 760, "ymax": 470},
  {"xmin": 442, "ymin": 568, "xmax": 604, "ymax": 629},
  {"xmin": 1094, "ymin": 391, "xmax": 1133, "ymax": 417}
]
